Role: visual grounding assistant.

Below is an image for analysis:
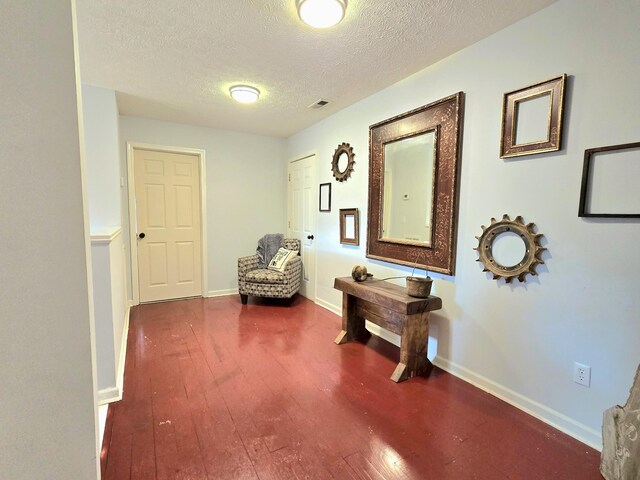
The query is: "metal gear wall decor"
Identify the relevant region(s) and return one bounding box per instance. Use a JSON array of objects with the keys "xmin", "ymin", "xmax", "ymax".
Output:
[
  {"xmin": 474, "ymin": 214, "xmax": 546, "ymax": 283},
  {"xmin": 331, "ymin": 142, "xmax": 355, "ymax": 182}
]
